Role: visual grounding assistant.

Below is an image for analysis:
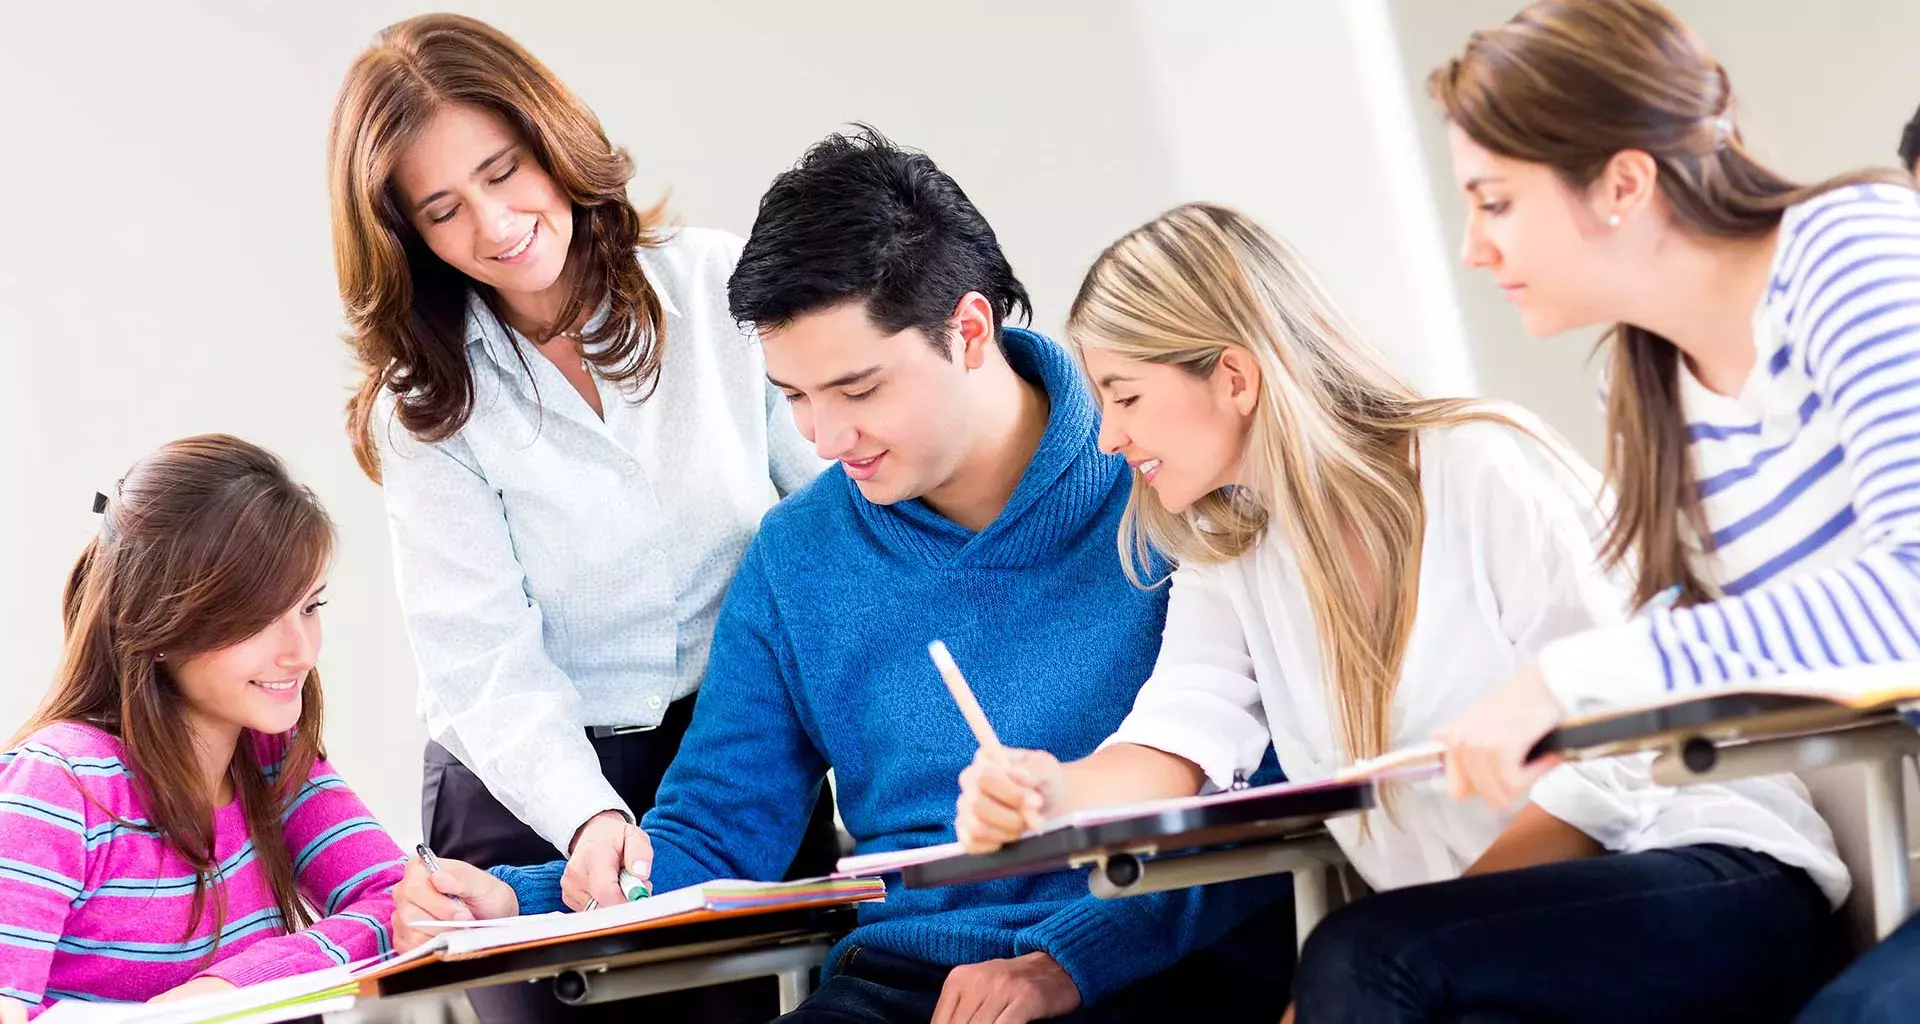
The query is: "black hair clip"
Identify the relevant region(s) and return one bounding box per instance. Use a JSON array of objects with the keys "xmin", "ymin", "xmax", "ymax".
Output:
[
  {"xmin": 92, "ymin": 492, "xmax": 109, "ymax": 514},
  {"xmin": 1901, "ymin": 104, "xmax": 1920, "ymax": 169}
]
